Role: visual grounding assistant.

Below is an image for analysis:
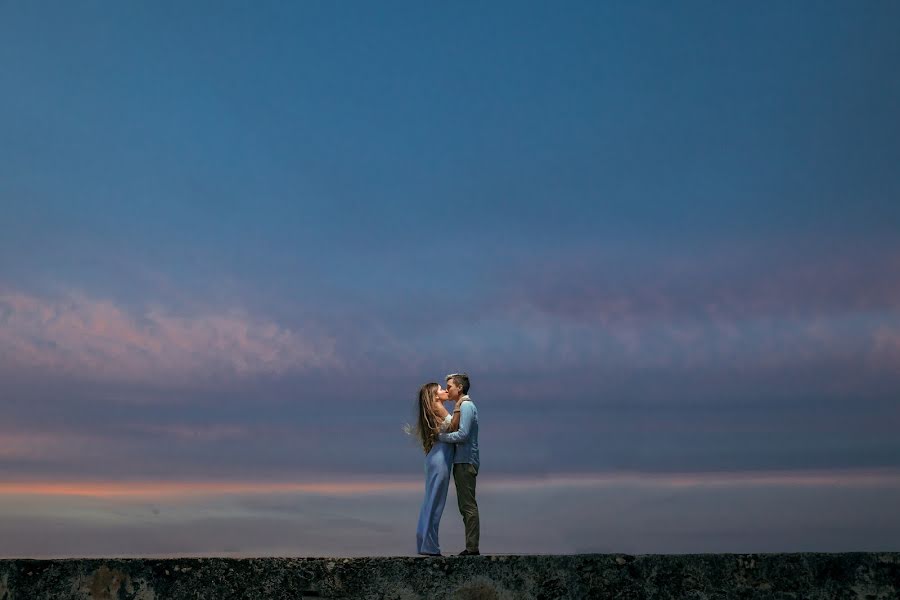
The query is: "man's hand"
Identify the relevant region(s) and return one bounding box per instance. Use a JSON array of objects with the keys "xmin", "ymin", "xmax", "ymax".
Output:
[{"xmin": 444, "ymin": 396, "xmax": 470, "ymax": 438}]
